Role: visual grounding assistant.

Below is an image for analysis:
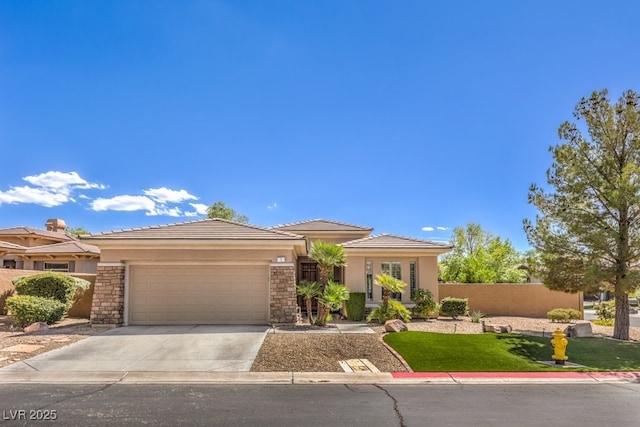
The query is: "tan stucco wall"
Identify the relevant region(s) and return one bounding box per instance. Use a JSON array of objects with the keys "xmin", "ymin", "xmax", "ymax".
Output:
[
  {"xmin": 438, "ymin": 283, "xmax": 583, "ymax": 318},
  {"xmin": 344, "ymin": 255, "xmax": 439, "ymax": 303},
  {"xmin": 99, "ymin": 248, "xmax": 297, "ymax": 264}
]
